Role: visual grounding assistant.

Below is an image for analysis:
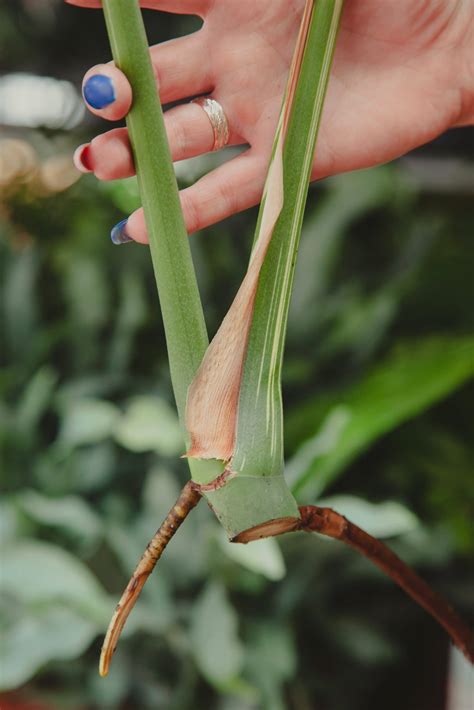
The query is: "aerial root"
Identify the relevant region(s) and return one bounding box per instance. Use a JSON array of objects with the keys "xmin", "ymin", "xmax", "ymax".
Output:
[{"xmin": 99, "ymin": 481, "xmax": 202, "ymax": 677}]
